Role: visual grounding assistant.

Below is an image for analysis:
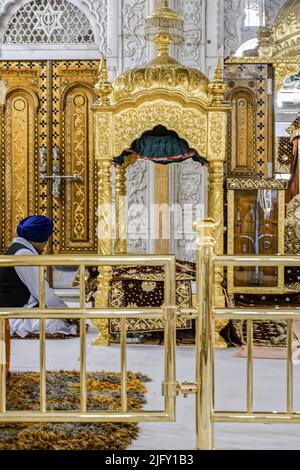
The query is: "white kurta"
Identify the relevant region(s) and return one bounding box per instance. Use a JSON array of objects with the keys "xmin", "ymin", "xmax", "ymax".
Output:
[{"xmin": 9, "ymin": 237, "xmax": 77, "ymax": 338}]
